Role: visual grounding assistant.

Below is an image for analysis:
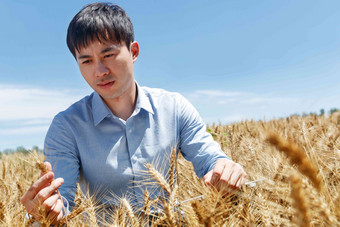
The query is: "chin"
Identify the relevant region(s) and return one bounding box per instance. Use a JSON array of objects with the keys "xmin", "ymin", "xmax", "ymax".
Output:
[{"xmin": 100, "ymin": 93, "xmax": 119, "ymax": 100}]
